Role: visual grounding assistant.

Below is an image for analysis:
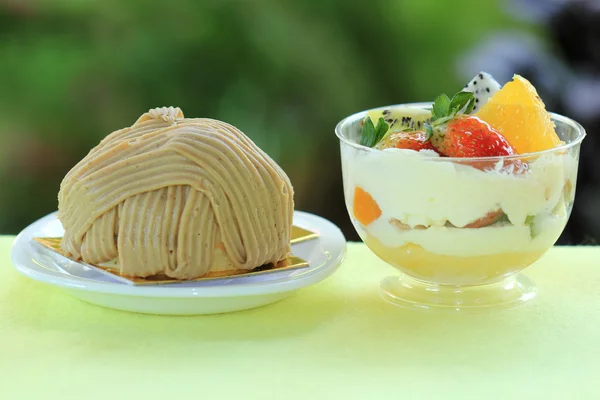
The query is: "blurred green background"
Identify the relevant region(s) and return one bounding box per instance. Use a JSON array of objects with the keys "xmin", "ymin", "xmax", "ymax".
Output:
[{"xmin": 1, "ymin": 0, "xmax": 598, "ymax": 243}]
